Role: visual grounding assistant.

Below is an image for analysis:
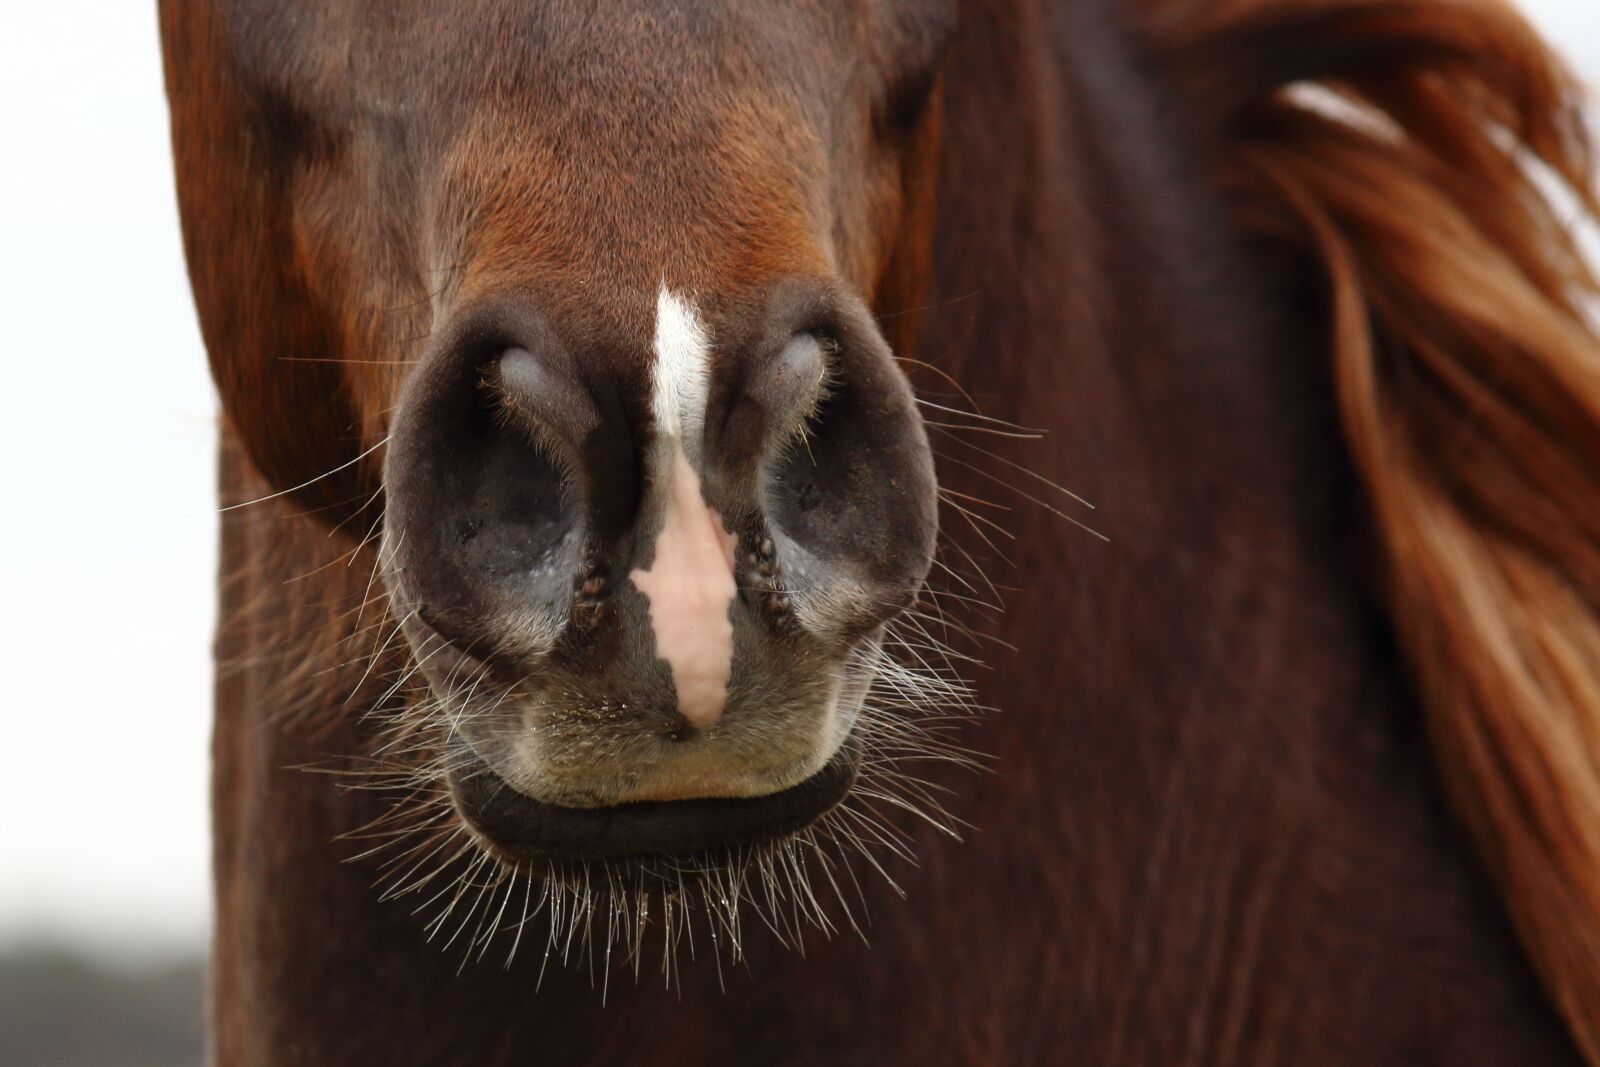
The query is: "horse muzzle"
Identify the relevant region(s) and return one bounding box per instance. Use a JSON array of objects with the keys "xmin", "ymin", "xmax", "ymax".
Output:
[{"xmin": 378, "ymin": 275, "xmax": 937, "ymax": 860}]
